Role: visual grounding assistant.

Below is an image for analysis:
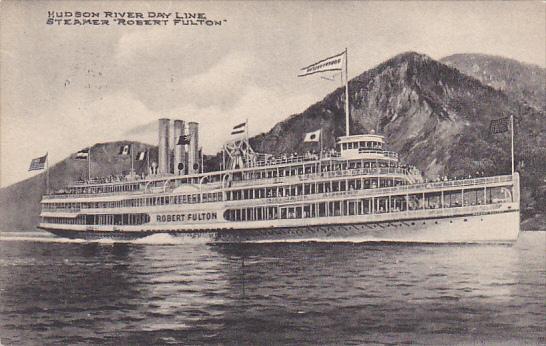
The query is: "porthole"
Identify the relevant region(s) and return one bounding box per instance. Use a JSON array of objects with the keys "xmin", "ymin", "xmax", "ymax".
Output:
[
  {"xmin": 464, "ymin": 218, "xmax": 468, "ymax": 222},
  {"xmin": 450, "ymin": 220, "xmax": 453, "ymax": 223},
  {"xmin": 435, "ymin": 221, "xmax": 438, "ymax": 224},
  {"xmin": 411, "ymin": 222, "xmax": 415, "ymax": 225}
]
